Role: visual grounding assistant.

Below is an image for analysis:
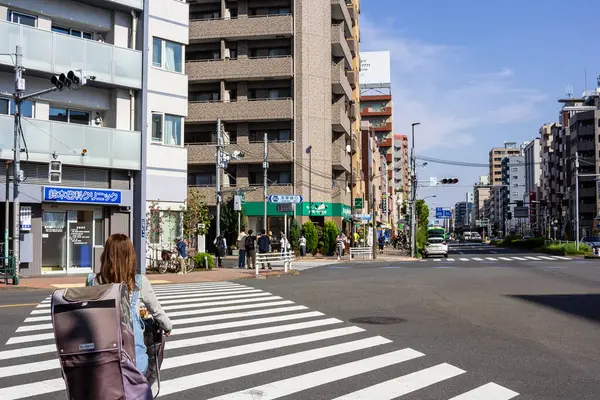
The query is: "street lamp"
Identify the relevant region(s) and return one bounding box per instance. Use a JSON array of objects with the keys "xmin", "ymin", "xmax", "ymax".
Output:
[{"xmin": 410, "ymin": 122, "xmax": 420, "ymax": 258}]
